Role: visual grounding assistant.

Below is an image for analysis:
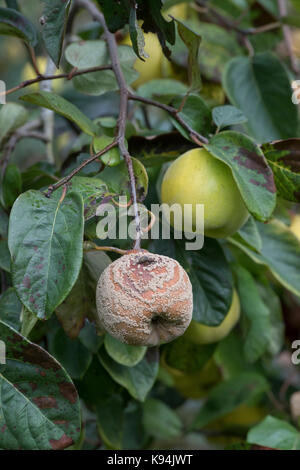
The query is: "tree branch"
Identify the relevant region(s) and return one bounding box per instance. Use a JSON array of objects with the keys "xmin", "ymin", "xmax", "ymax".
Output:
[
  {"xmin": 128, "ymin": 93, "xmax": 209, "ymax": 144},
  {"xmin": 44, "ymin": 140, "xmax": 118, "ymax": 198},
  {"xmin": 0, "ymin": 119, "xmax": 46, "ymax": 180},
  {"xmin": 77, "ymin": 0, "xmax": 142, "ymax": 249},
  {"xmin": 0, "ymin": 64, "xmax": 113, "ymax": 98}
]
